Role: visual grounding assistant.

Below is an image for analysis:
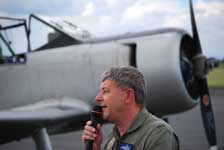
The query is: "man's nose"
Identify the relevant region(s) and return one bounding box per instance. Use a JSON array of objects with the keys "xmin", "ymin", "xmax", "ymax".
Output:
[{"xmin": 95, "ymin": 91, "xmax": 103, "ymax": 102}]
